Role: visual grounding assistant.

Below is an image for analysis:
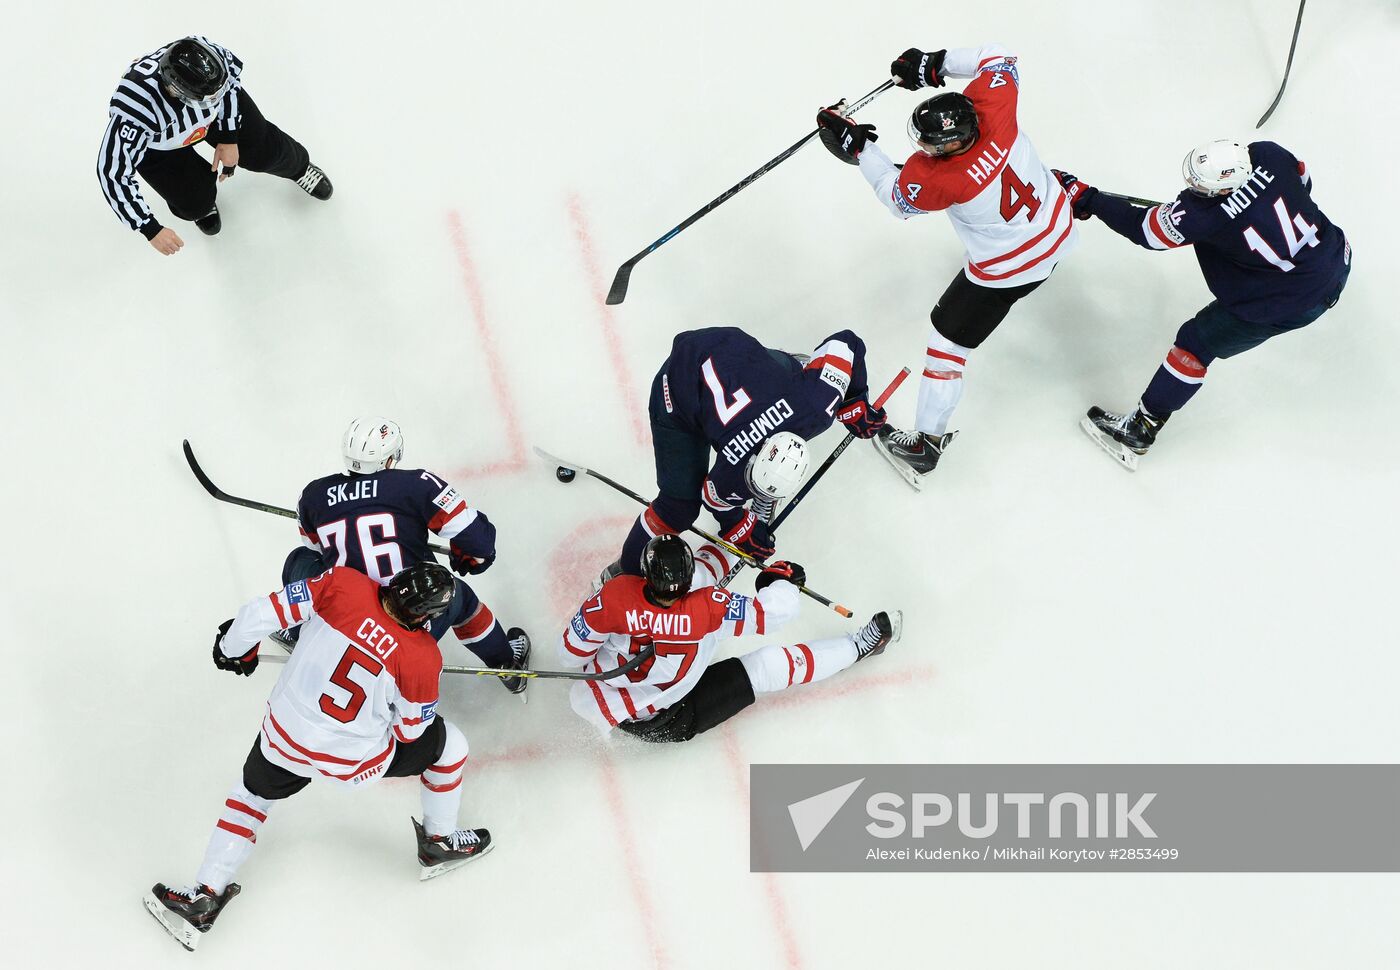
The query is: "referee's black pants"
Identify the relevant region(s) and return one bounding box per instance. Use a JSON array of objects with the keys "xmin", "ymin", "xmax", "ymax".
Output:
[{"xmin": 136, "ymin": 90, "xmax": 312, "ymax": 221}]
